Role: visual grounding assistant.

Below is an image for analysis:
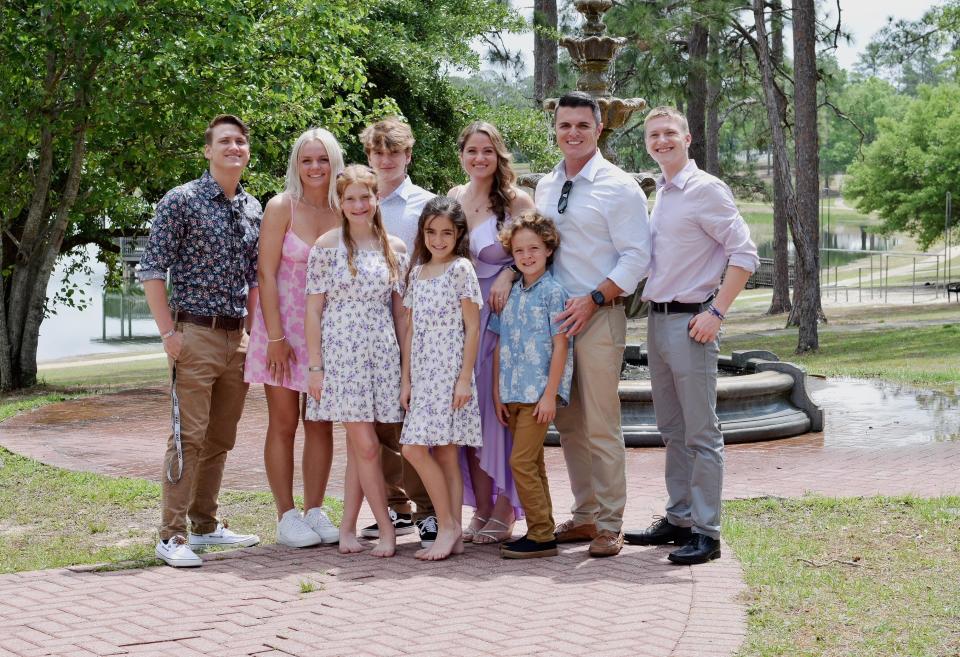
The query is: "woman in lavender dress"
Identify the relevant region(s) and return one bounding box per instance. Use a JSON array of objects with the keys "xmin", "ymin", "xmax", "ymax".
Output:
[{"xmin": 448, "ymin": 121, "xmax": 536, "ymax": 544}]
